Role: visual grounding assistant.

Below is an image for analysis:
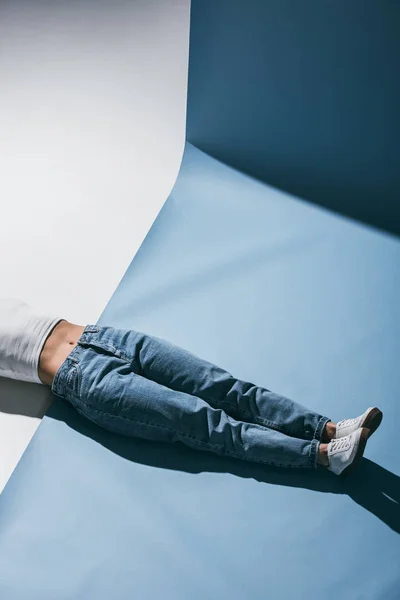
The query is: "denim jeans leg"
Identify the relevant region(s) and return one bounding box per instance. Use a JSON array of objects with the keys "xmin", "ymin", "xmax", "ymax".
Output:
[
  {"xmin": 96, "ymin": 326, "xmax": 330, "ymax": 443},
  {"xmin": 52, "ymin": 347, "xmax": 319, "ymax": 470}
]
